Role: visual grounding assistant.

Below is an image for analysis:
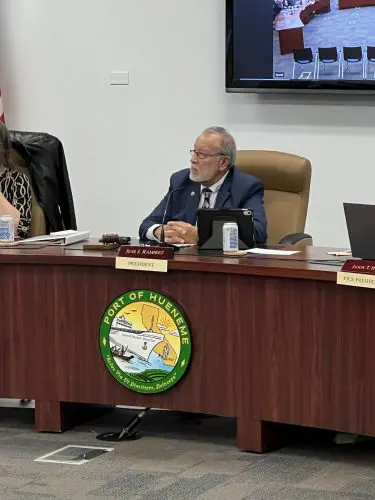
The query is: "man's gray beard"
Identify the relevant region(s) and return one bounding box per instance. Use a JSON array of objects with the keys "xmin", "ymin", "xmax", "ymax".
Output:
[{"xmin": 189, "ymin": 170, "xmax": 200, "ymax": 182}]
